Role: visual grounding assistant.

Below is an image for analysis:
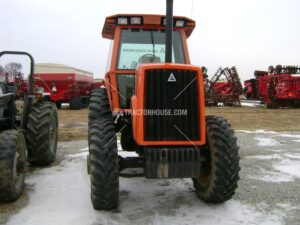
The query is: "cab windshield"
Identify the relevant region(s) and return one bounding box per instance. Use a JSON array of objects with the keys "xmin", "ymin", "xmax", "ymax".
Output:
[{"xmin": 117, "ymin": 29, "xmax": 186, "ymax": 70}]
